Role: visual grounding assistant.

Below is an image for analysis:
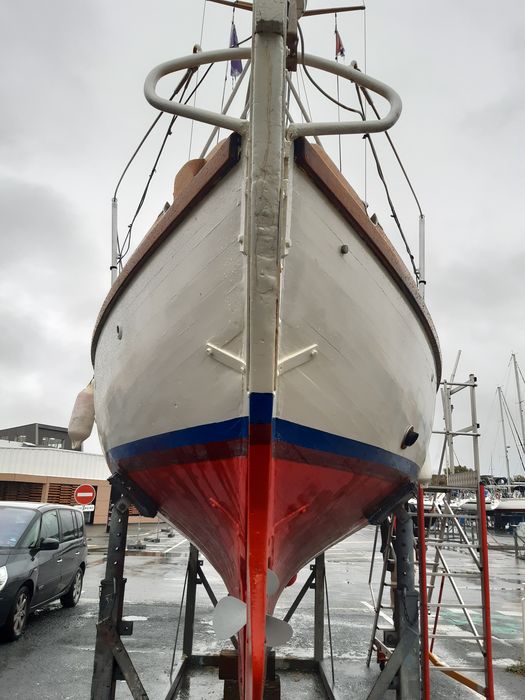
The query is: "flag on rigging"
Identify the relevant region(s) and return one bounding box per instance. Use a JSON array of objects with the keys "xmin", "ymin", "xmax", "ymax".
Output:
[
  {"xmin": 335, "ymin": 29, "xmax": 345, "ymax": 60},
  {"xmin": 229, "ymin": 22, "xmax": 243, "ymax": 79}
]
